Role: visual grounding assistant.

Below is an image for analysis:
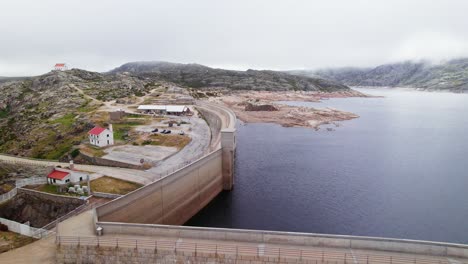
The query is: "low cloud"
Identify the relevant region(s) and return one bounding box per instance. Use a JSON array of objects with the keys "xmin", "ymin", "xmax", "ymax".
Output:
[{"xmin": 390, "ymin": 32, "xmax": 468, "ymax": 64}]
